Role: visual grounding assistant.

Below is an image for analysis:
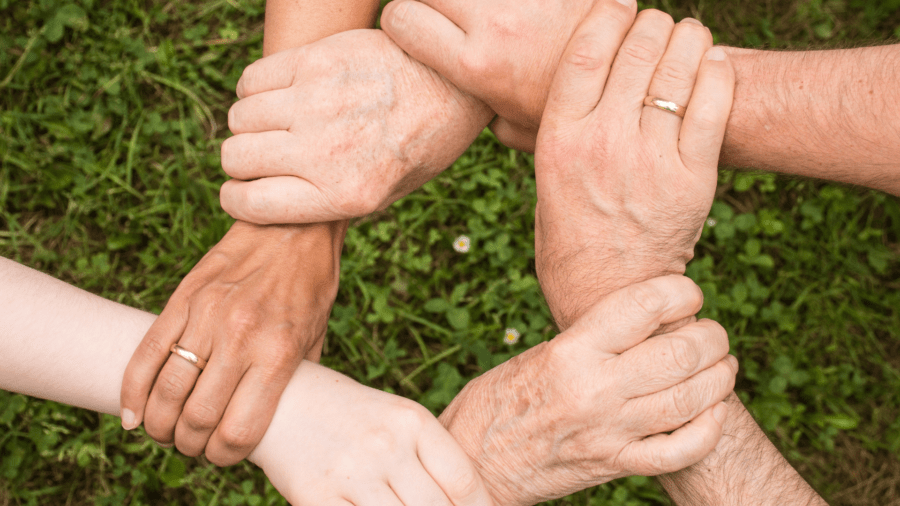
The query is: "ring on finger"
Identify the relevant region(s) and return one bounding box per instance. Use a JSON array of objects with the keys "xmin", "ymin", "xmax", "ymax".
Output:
[
  {"xmin": 170, "ymin": 344, "xmax": 208, "ymax": 370},
  {"xmin": 643, "ymin": 96, "xmax": 687, "ymax": 118}
]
